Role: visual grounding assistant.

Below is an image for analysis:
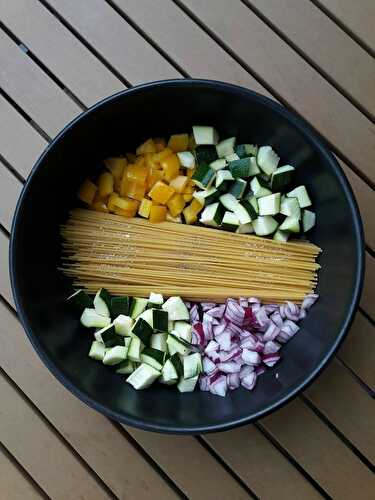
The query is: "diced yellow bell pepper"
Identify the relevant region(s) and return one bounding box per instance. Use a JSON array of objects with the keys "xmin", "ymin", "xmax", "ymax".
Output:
[
  {"xmin": 160, "ymin": 154, "xmax": 180, "ymax": 182},
  {"xmin": 93, "ymin": 191, "xmax": 109, "ymax": 204},
  {"xmin": 154, "ymin": 137, "xmax": 166, "ymax": 152},
  {"xmin": 190, "ymin": 198, "xmax": 204, "ymax": 214},
  {"xmin": 144, "ymin": 152, "xmax": 160, "ymax": 170},
  {"xmin": 77, "ymin": 179, "xmax": 97, "ymax": 205},
  {"xmin": 135, "ymin": 156, "xmax": 146, "ymax": 167},
  {"xmin": 104, "ymin": 157, "xmax": 127, "ymax": 180},
  {"xmin": 136, "ymin": 138, "xmax": 157, "ymax": 155},
  {"xmin": 108, "ymin": 193, "xmax": 120, "ymax": 212},
  {"xmin": 183, "ymin": 205, "xmax": 198, "ymax": 225},
  {"xmin": 123, "ymin": 180, "xmax": 146, "ymax": 201},
  {"xmin": 168, "ymin": 133, "xmax": 189, "ymax": 153},
  {"xmin": 126, "ymin": 164, "xmax": 149, "ymax": 183},
  {"xmin": 91, "ymin": 201, "xmax": 108, "ymax": 213},
  {"xmin": 183, "ymin": 181, "xmax": 194, "ymax": 194},
  {"xmin": 146, "ymin": 168, "xmax": 164, "ymax": 190},
  {"xmin": 183, "ymin": 193, "xmax": 193, "ymax": 203},
  {"xmin": 113, "ymin": 176, "xmax": 122, "ymax": 194},
  {"xmin": 169, "ymin": 175, "xmax": 188, "ymax": 193},
  {"xmin": 148, "ymin": 181, "xmax": 175, "ymax": 205},
  {"xmin": 98, "ymin": 172, "xmax": 114, "ymax": 197},
  {"xmin": 138, "ymin": 198, "xmax": 153, "ymax": 218},
  {"xmin": 152, "ymin": 147, "xmax": 173, "ymax": 163},
  {"xmin": 113, "ymin": 207, "xmax": 136, "ymax": 218},
  {"xmin": 149, "ymin": 205, "xmax": 167, "ymax": 223},
  {"xmin": 113, "ymin": 196, "xmax": 139, "ymax": 214},
  {"xmin": 166, "ymin": 212, "xmax": 182, "ymax": 223},
  {"xmin": 167, "ymin": 193, "xmax": 186, "ymax": 217},
  {"xmin": 186, "ymin": 167, "xmax": 196, "ymax": 179},
  {"xmin": 126, "ymin": 152, "xmax": 137, "ymax": 163}
]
